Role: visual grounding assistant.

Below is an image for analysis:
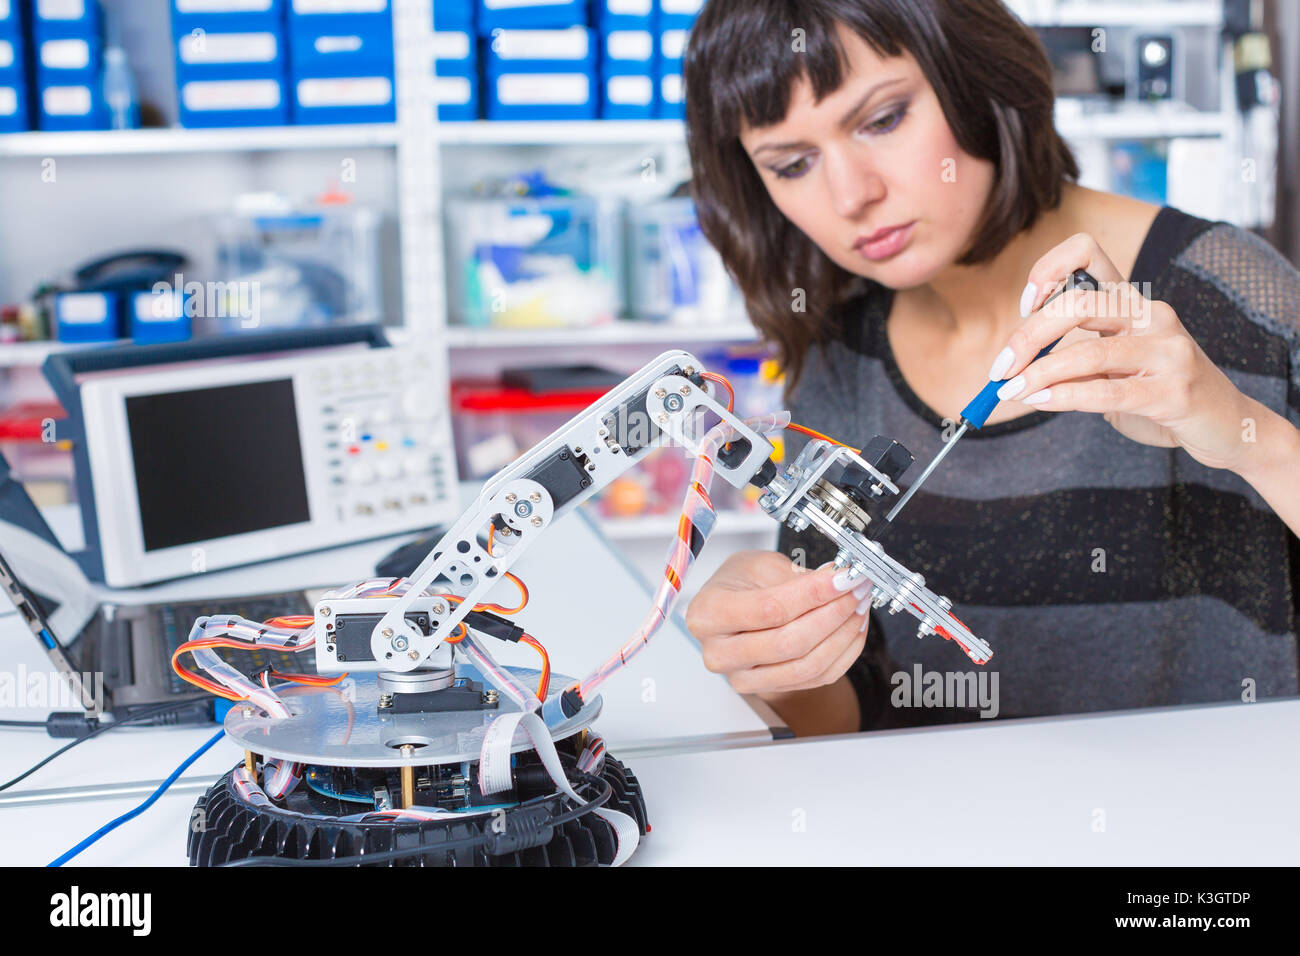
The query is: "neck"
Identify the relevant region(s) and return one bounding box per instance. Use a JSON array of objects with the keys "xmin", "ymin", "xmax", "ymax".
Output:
[{"xmin": 917, "ymin": 184, "xmax": 1084, "ymax": 343}]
